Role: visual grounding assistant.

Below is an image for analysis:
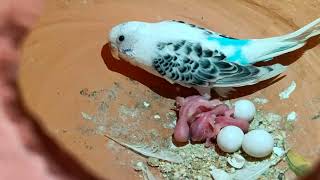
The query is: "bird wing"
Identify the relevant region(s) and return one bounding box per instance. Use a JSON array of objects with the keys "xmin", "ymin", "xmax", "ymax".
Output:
[{"xmin": 152, "ymin": 40, "xmax": 286, "ymax": 88}]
